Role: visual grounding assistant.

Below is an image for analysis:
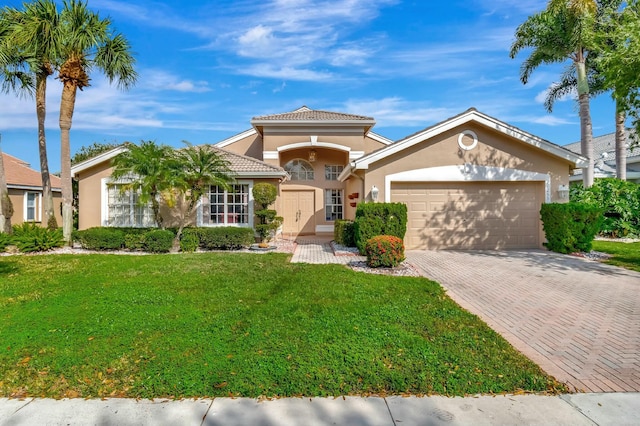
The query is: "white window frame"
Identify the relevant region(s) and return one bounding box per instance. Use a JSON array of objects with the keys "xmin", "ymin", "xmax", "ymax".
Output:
[
  {"xmin": 100, "ymin": 178, "xmax": 155, "ymax": 227},
  {"xmin": 198, "ymin": 180, "xmax": 254, "ymax": 227},
  {"xmin": 24, "ymin": 191, "xmax": 41, "ymax": 222},
  {"xmin": 325, "ymin": 189, "xmax": 344, "ymax": 222},
  {"xmin": 284, "ymin": 159, "xmax": 315, "ymax": 181},
  {"xmin": 324, "ymin": 165, "xmax": 344, "ymax": 181}
]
